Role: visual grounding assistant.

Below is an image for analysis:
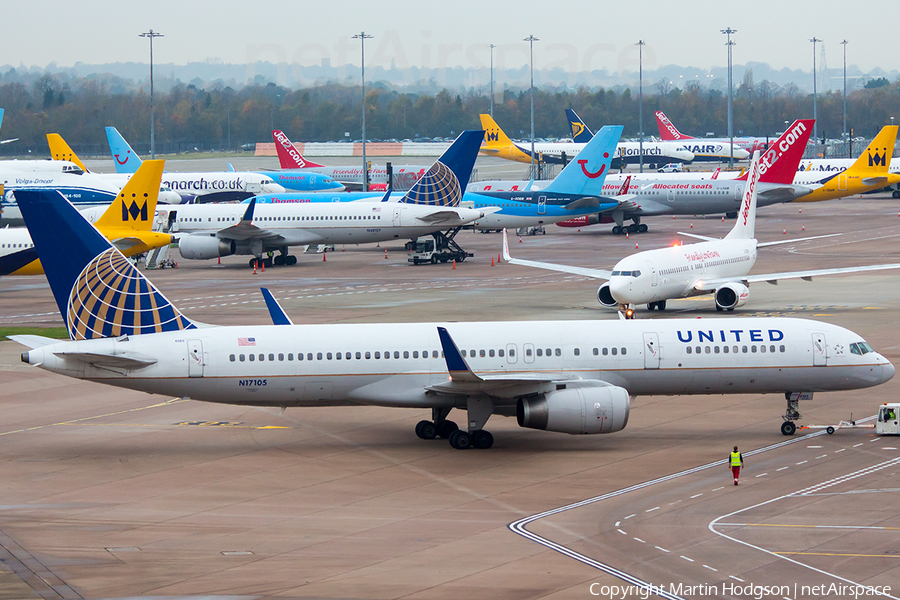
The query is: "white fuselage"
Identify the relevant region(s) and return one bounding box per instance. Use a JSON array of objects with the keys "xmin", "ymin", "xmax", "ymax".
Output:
[
  {"xmin": 22, "ymin": 318, "xmax": 893, "ymax": 408},
  {"xmin": 609, "ymin": 238, "xmax": 757, "ymax": 305},
  {"xmin": 516, "ymin": 140, "xmax": 695, "ymax": 164},
  {"xmin": 166, "ymin": 201, "xmax": 490, "ymax": 251},
  {"xmin": 797, "ymin": 157, "xmax": 900, "ymax": 177}
]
